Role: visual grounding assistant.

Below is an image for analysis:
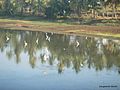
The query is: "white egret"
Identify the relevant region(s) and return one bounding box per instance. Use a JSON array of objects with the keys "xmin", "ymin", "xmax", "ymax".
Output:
[
  {"xmin": 24, "ymin": 41, "xmax": 28, "ymax": 47},
  {"xmin": 76, "ymin": 41, "xmax": 80, "ymax": 47},
  {"xmin": 6, "ymin": 36, "xmax": 10, "ymax": 41}
]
